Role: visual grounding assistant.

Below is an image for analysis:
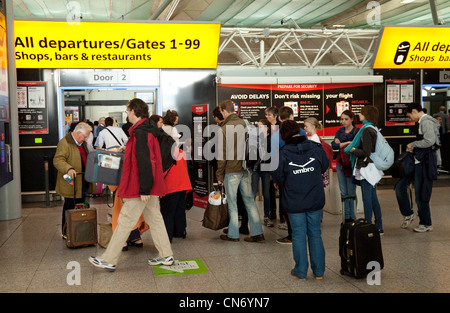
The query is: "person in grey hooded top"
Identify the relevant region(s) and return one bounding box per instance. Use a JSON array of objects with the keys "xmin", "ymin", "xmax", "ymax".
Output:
[{"xmin": 396, "ymin": 103, "xmax": 439, "ymax": 233}]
